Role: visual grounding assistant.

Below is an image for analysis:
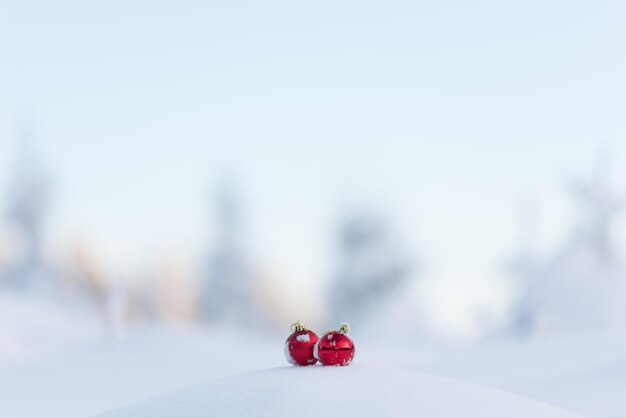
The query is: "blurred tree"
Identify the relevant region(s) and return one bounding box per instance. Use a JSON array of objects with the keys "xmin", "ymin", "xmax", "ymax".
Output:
[
  {"xmin": 1, "ymin": 127, "xmax": 56, "ymax": 293},
  {"xmin": 198, "ymin": 181, "xmax": 255, "ymax": 326},
  {"xmin": 568, "ymin": 154, "xmax": 624, "ymax": 260},
  {"xmin": 328, "ymin": 210, "xmax": 411, "ymax": 330},
  {"xmin": 506, "ymin": 155, "xmax": 626, "ymax": 338},
  {"xmin": 503, "ymin": 203, "xmax": 539, "ymax": 338}
]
